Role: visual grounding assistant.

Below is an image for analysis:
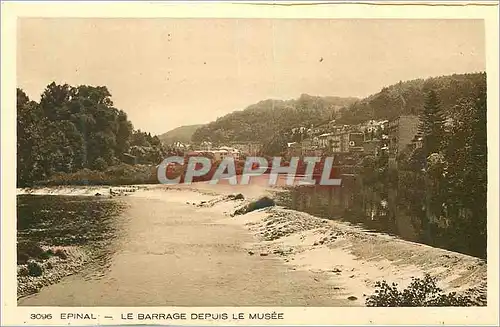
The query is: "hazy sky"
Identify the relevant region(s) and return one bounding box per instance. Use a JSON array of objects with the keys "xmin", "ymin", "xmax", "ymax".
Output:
[{"xmin": 17, "ymin": 18, "xmax": 485, "ymax": 134}]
